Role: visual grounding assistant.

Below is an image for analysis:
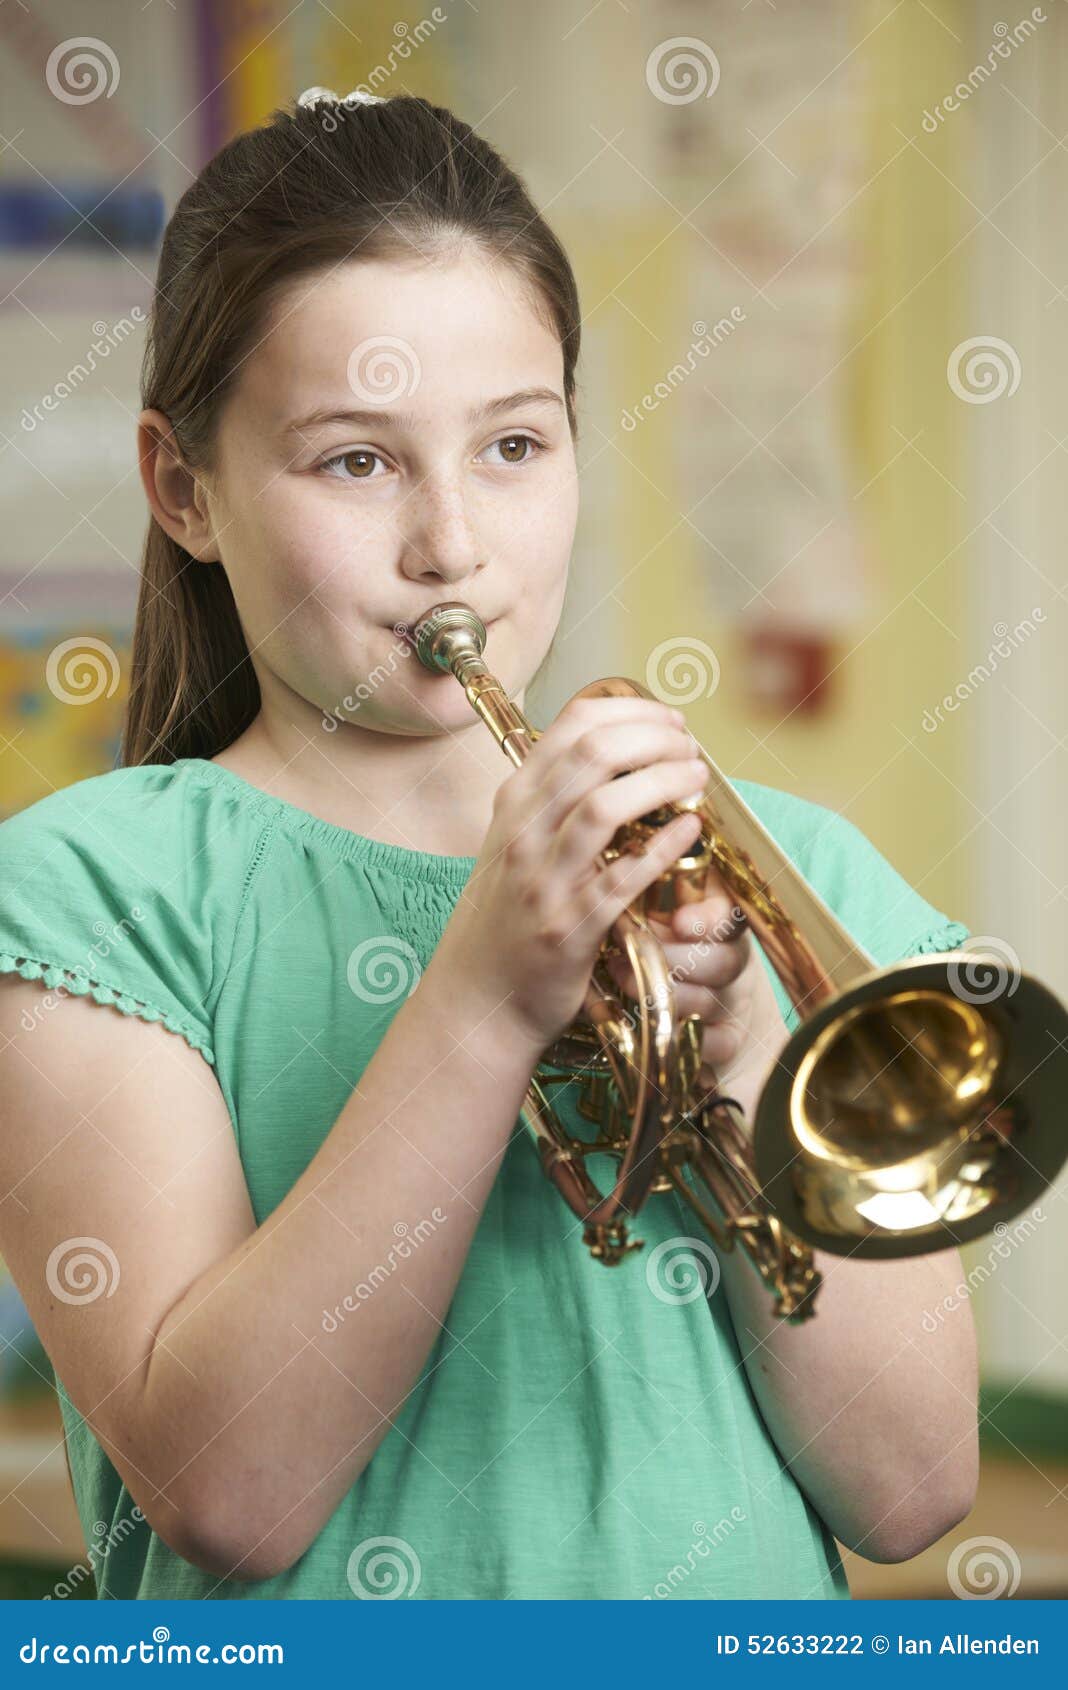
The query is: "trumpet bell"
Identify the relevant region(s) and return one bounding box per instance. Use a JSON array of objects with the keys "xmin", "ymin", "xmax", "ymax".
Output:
[{"xmin": 753, "ymin": 954, "xmax": 1068, "ymax": 1259}]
